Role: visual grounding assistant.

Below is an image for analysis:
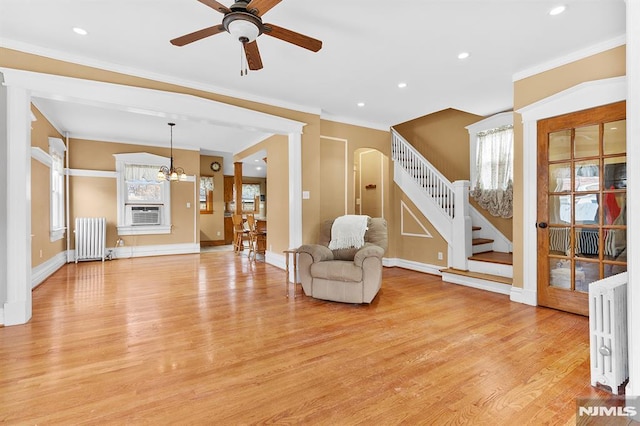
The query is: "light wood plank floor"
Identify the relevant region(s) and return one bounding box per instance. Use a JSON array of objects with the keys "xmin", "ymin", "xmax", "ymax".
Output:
[{"xmin": 0, "ymin": 252, "xmax": 620, "ymax": 424}]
